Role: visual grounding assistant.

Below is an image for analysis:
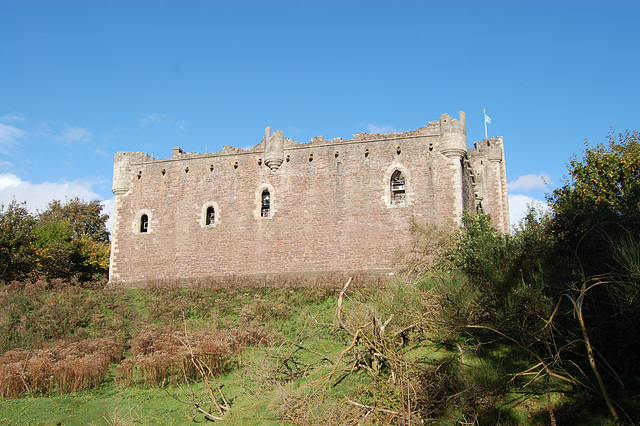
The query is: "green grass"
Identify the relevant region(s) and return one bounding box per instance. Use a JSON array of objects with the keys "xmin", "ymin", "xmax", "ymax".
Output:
[{"xmin": 0, "ymin": 280, "xmax": 633, "ymax": 424}]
